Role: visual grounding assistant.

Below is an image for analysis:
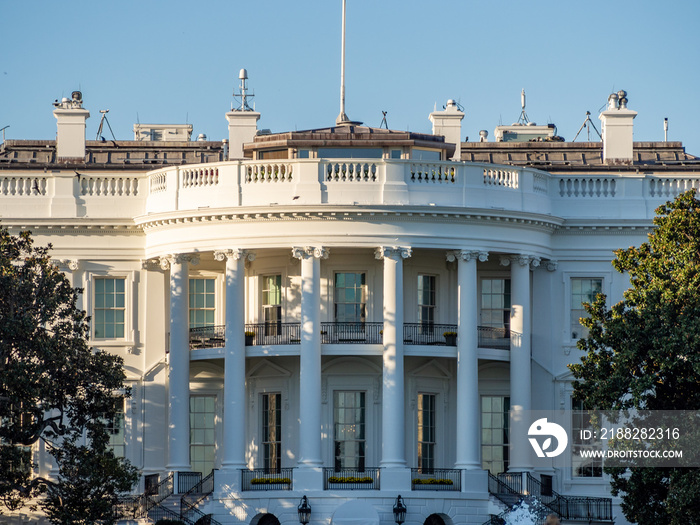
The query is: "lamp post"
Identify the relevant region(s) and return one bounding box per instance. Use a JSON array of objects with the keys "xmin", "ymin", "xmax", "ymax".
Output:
[
  {"xmin": 393, "ymin": 495, "xmax": 407, "ymax": 525},
  {"xmin": 298, "ymin": 495, "xmax": 311, "ymax": 524}
]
